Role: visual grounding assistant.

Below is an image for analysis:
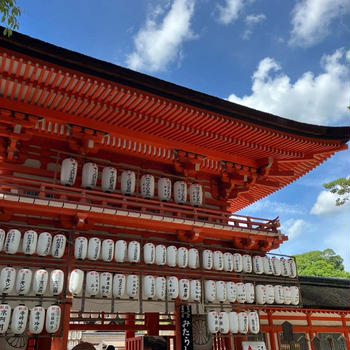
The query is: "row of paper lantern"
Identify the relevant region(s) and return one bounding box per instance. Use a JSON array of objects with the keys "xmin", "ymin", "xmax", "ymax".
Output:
[
  {"xmin": 0, "ymin": 304, "xmax": 61, "ymax": 335},
  {"xmin": 69, "ymin": 270, "xmax": 202, "ymax": 301},
  {"xmin": 207, "ymin": 310, "xmax": 260, "ymax": 335},
  {"xmin": 0, "ymin": 267, "xmax": 64, "ymax": 296},
  {"xmin": 204, "ymin": 281, "xmax": 299, "ymax": 306},
  {"xmin": 74, "ymin": 237, "xmax": 297, "ymax": 278},
  {"xmin": 61, "ymin": 158, "xmax": 203, "ymax": 205},
  {"xmin": 0, "ymin": 229, "xmax": 66, "ymax": 258}
]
